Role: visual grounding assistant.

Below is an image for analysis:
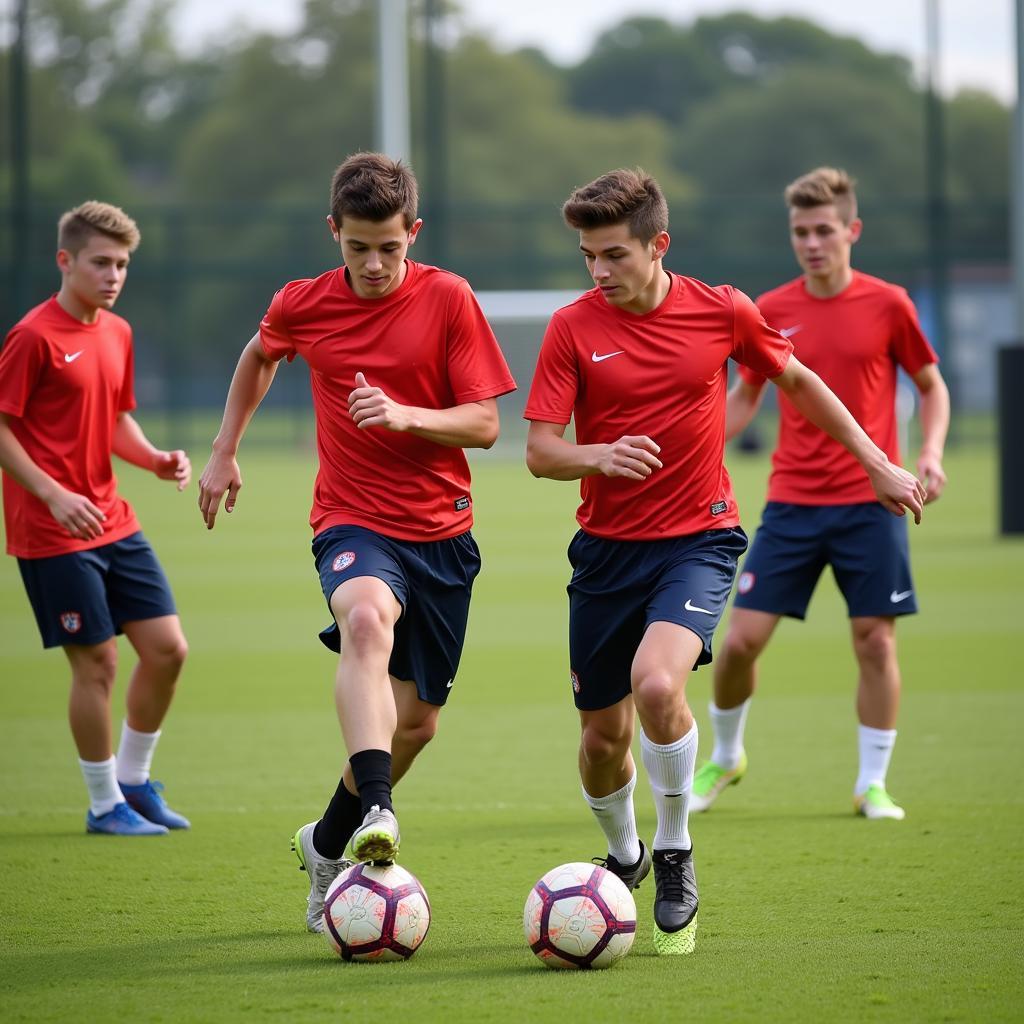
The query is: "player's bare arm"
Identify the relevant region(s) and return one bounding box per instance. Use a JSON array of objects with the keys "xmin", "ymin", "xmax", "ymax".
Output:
[
  {"xmin": 912, "ymin": 363, "xmax": 950, "ymax": 503},
  {"xmin": 347, "ymin": 371, "xmax": 499, "ymax": 449},
  {"xmin": 112, "ymin": 413, "xmax": 191, "ymax": 491},
  {"xmin": 724, "ymin": 377, "xmax": 767, "ymax": 442},
  {"xmin": 526, "ymin": 420, "xmax": 663, "ymax": 481},
  {"xmin": 772, "ymin": 355, "xmax": 927, "ymax": 523},
  {"xmin": 198, "ymin": 333, "xmax": 280, "ymax": 529},
  {"xmin": 0, "ymin": 411, "xmax": 106, "ymax": 539}
]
